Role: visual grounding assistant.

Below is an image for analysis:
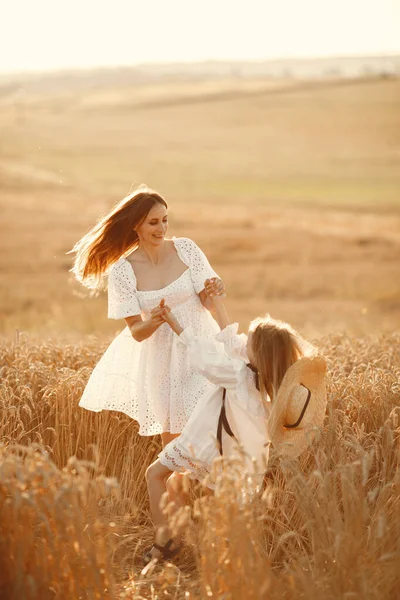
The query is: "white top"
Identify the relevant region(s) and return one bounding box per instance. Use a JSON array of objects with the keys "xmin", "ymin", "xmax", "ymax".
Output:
[
  {"xmin": 159, "ymin": 323, "xmax": 271, "ymax": 488},
  {"xmin": 79, "ymin": 237, "xmax": 220, "ymax": 435}
]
